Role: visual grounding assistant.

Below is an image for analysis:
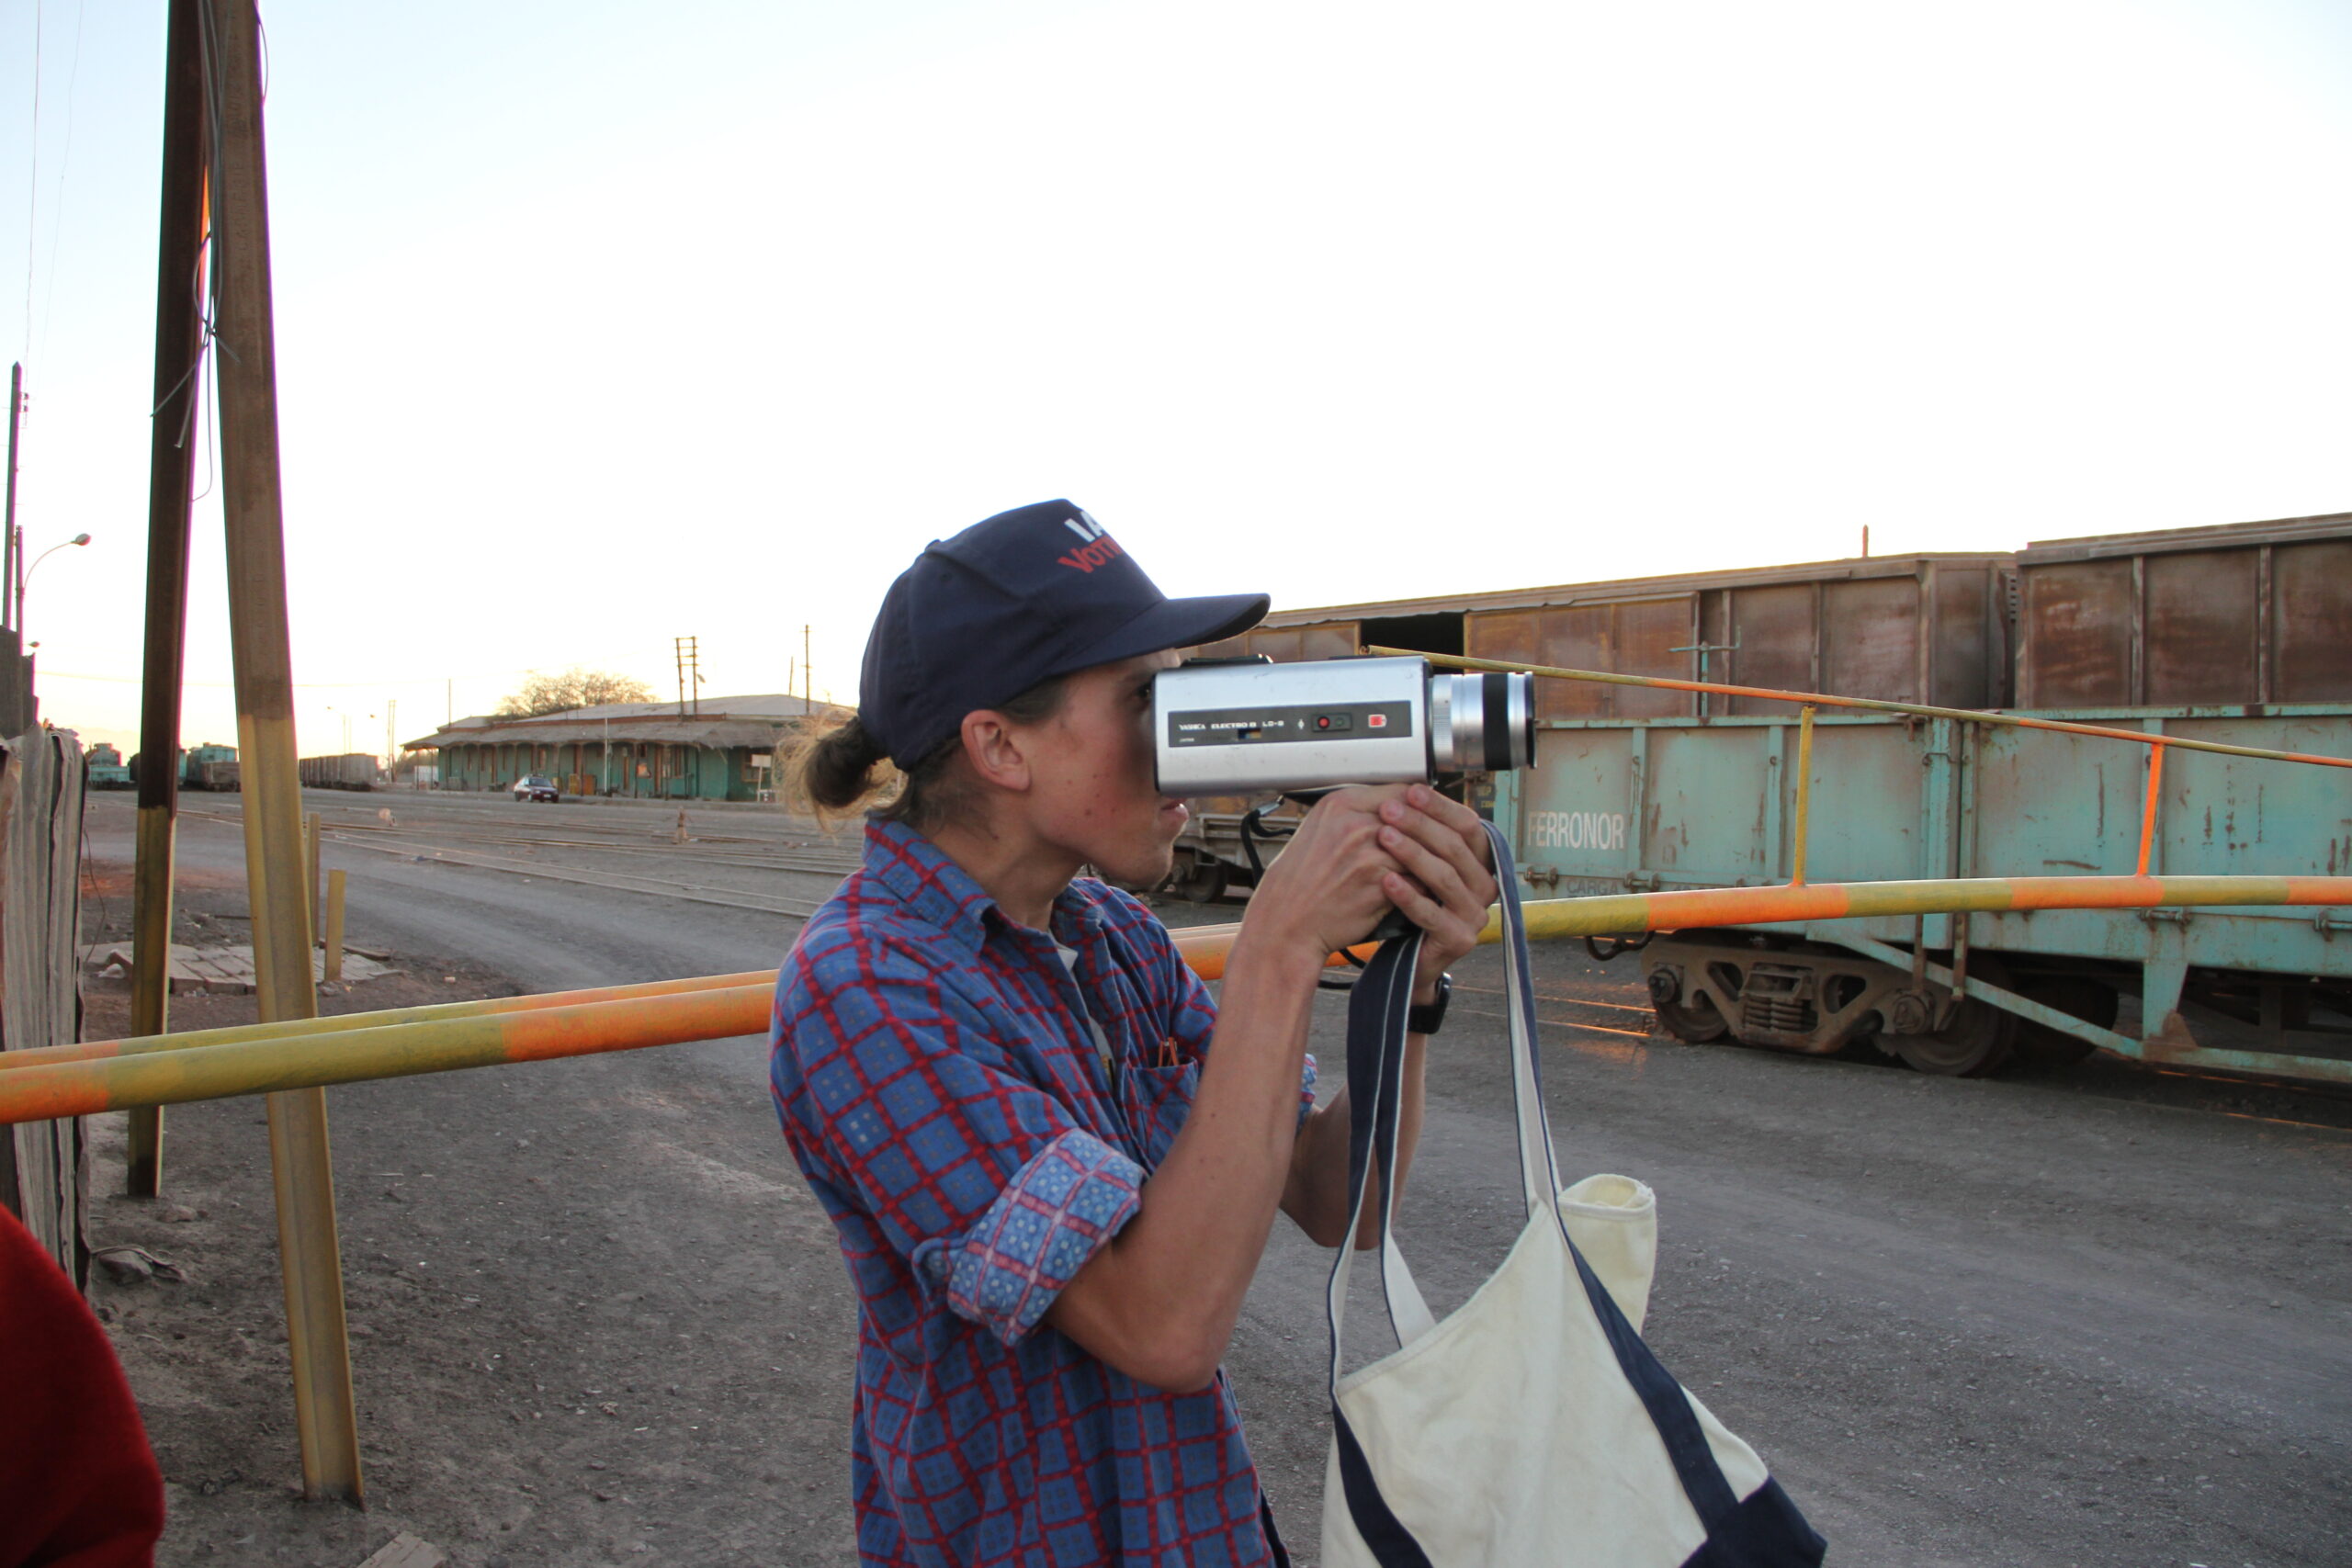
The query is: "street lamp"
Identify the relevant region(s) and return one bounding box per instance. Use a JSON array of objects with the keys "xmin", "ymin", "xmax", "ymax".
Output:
[{"xmin": 17, "ymin": 531, "xmax": 90, "ymax": 631}]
